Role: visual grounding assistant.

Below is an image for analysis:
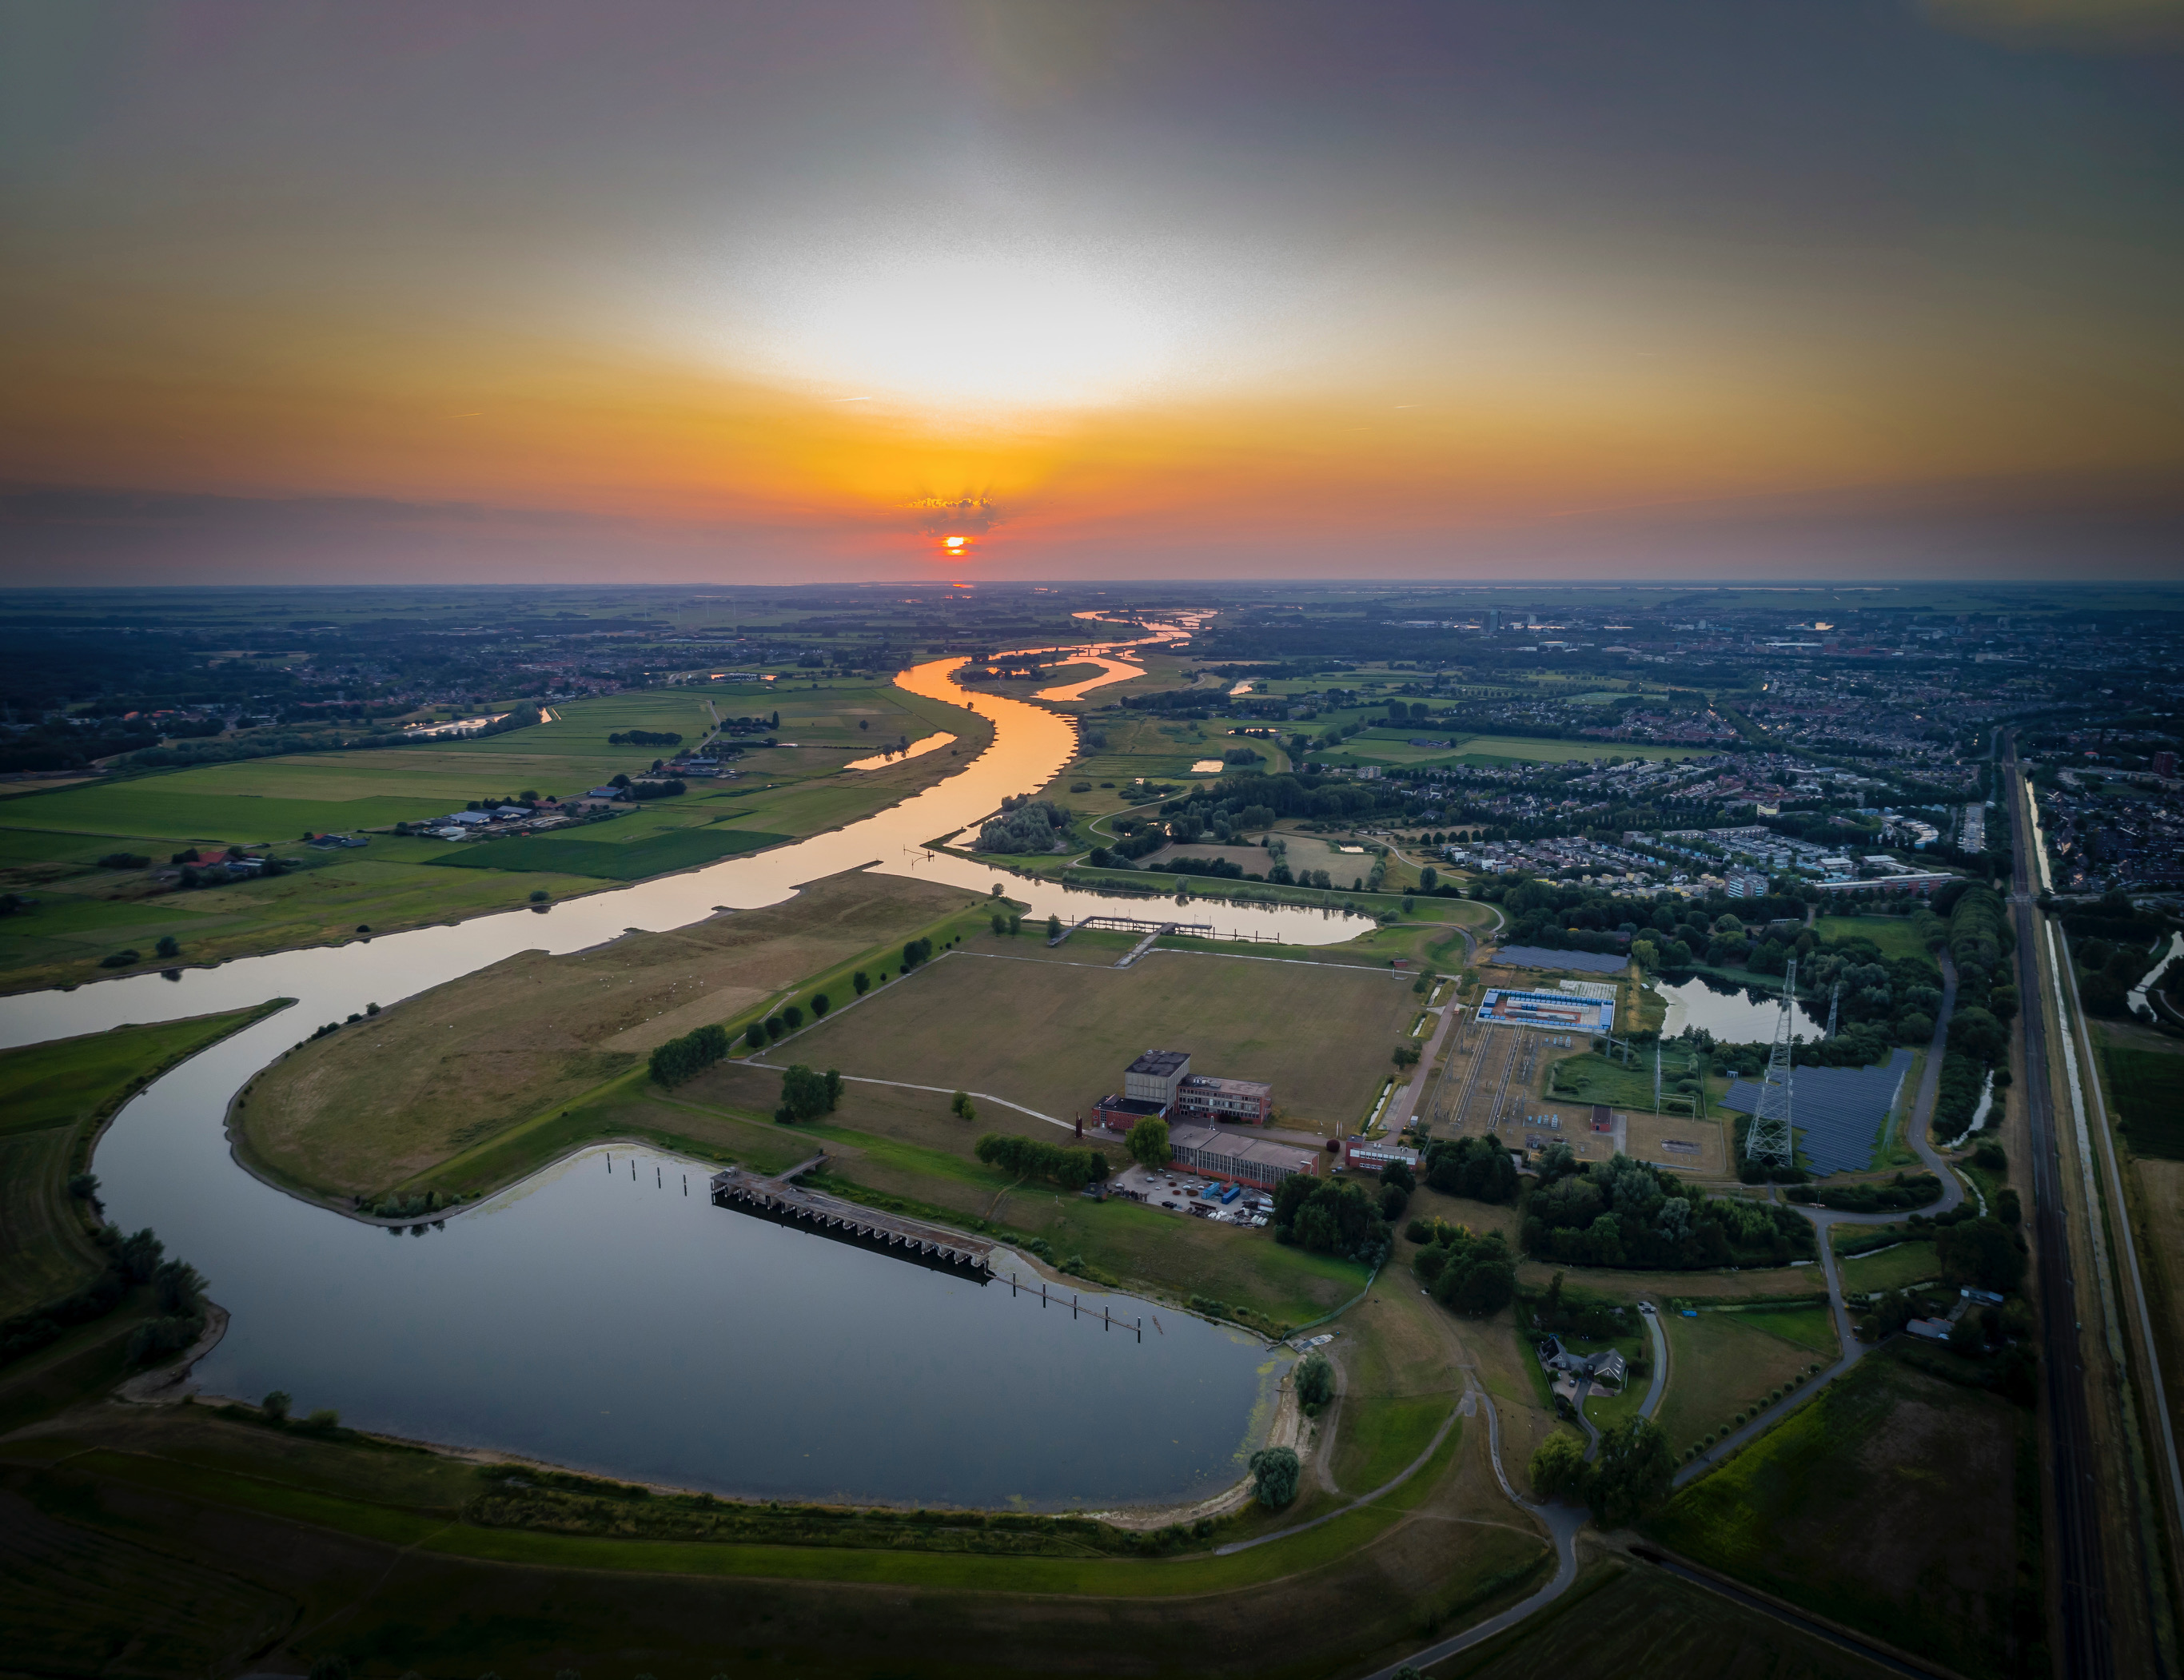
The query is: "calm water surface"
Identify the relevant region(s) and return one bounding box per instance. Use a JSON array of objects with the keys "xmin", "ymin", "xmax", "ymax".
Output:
[
  {"xmin": 0, "ymin": 647, "xmax": 1335, "ymax": 1506},
  {"xmin": 1652, "ymin": 973, "xmax": 1826, "ymax": 1043}
]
